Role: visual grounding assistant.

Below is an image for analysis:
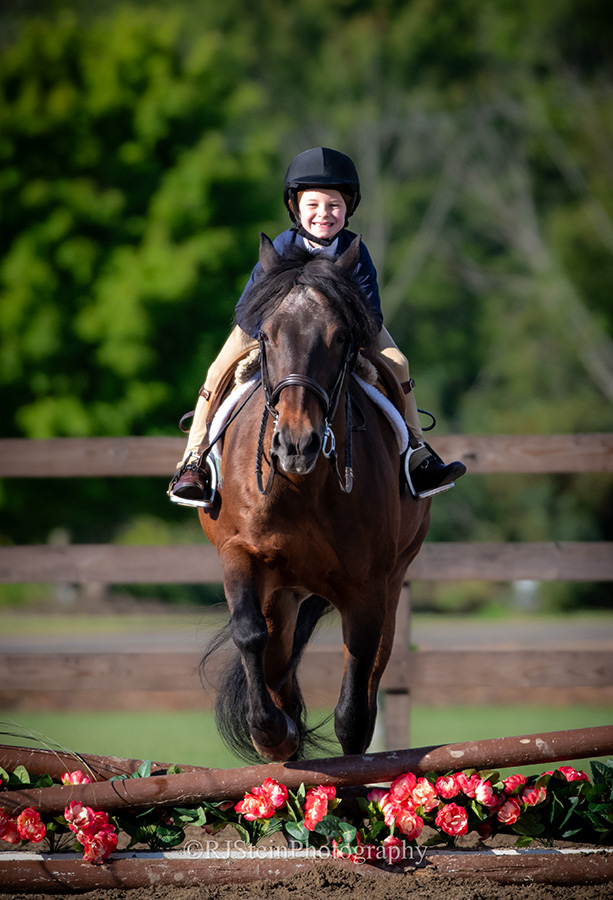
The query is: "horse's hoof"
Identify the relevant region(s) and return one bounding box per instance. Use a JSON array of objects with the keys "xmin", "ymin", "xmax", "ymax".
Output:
[{"xmin": 251, "ymin": 715, "xmax": 300, "ymax": 762}]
